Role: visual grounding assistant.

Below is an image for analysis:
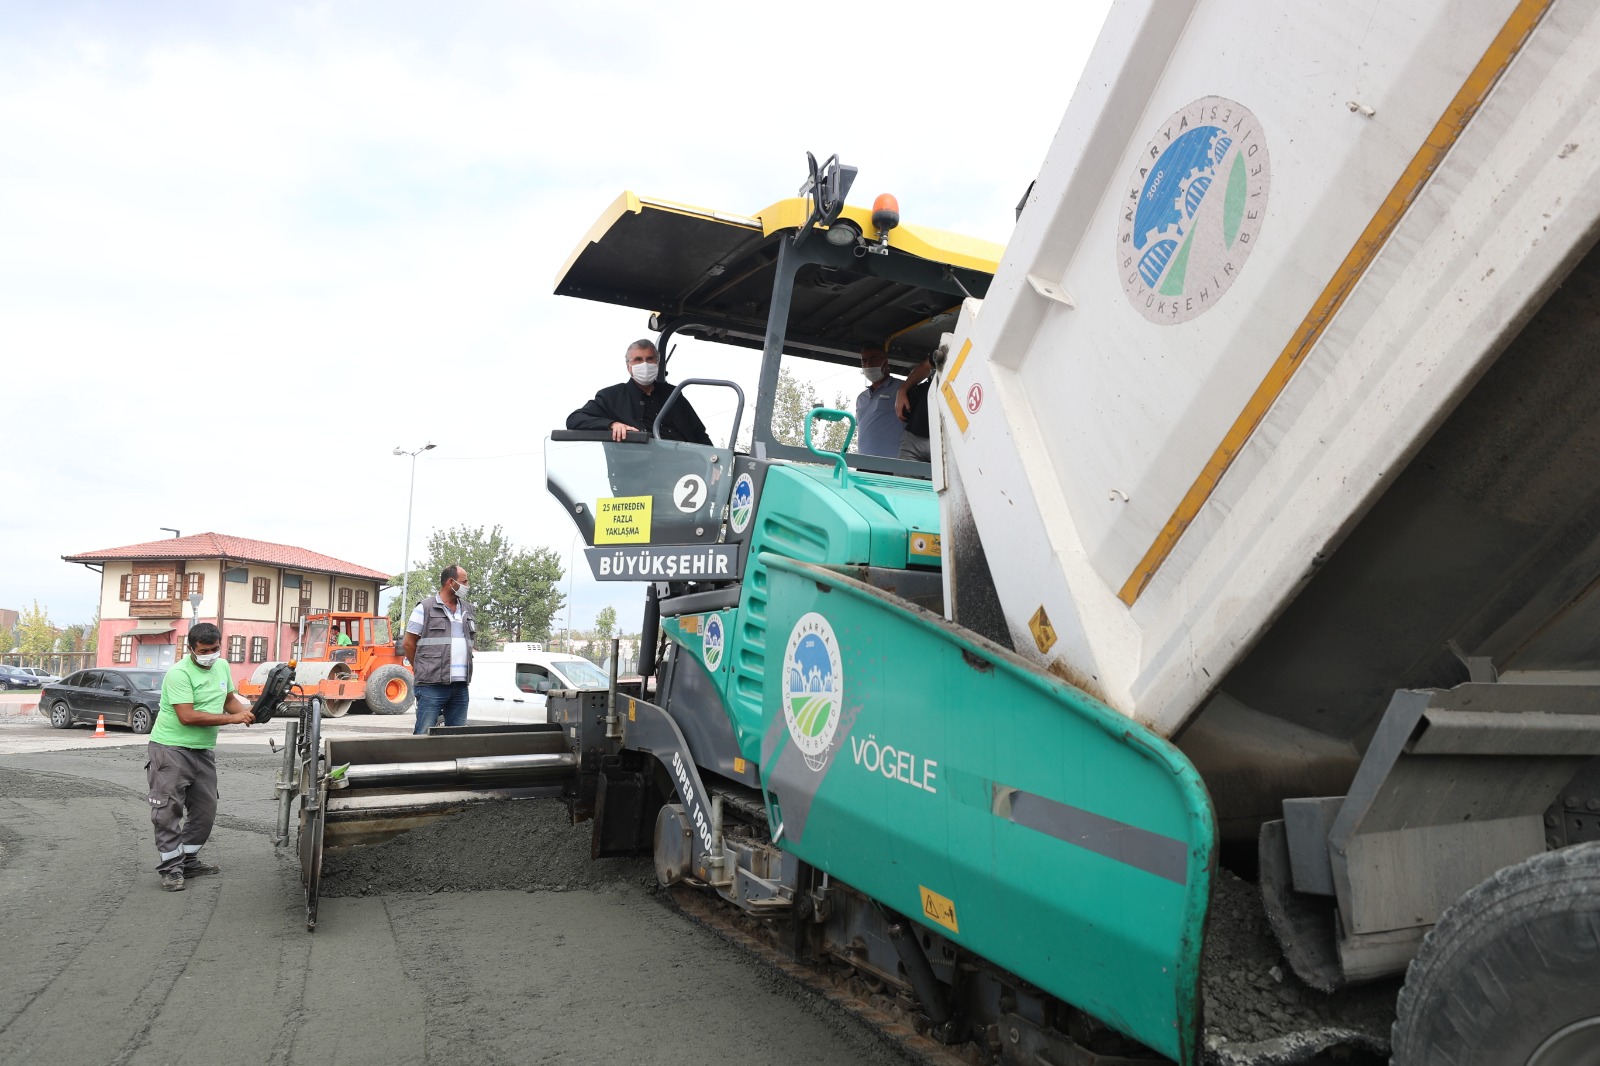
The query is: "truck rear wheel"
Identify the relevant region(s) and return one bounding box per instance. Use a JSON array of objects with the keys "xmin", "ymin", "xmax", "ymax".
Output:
[
  {"xmin": 1390, "ymin": 842, "xmax": 1600, "ymax": 1066},
  {"xmin": 363, "ymin": 664, "xmax": 414, "ymax": 715}
]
